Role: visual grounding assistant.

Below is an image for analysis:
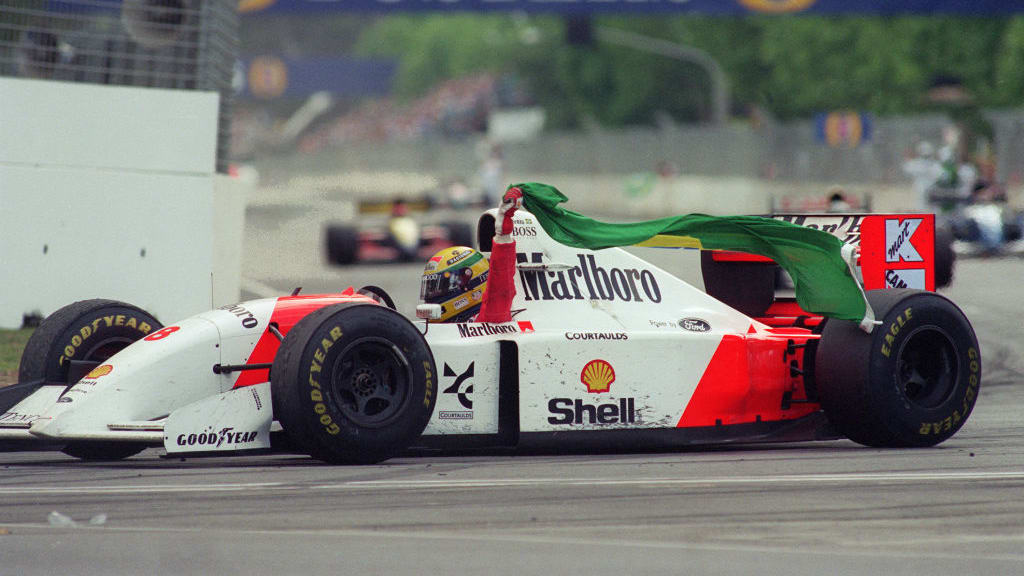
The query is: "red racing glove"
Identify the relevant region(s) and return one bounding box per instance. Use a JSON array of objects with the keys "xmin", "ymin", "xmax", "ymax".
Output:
[{"xmin": 498, "ymin": 187, "xmax": 524, "ymax": 236}]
